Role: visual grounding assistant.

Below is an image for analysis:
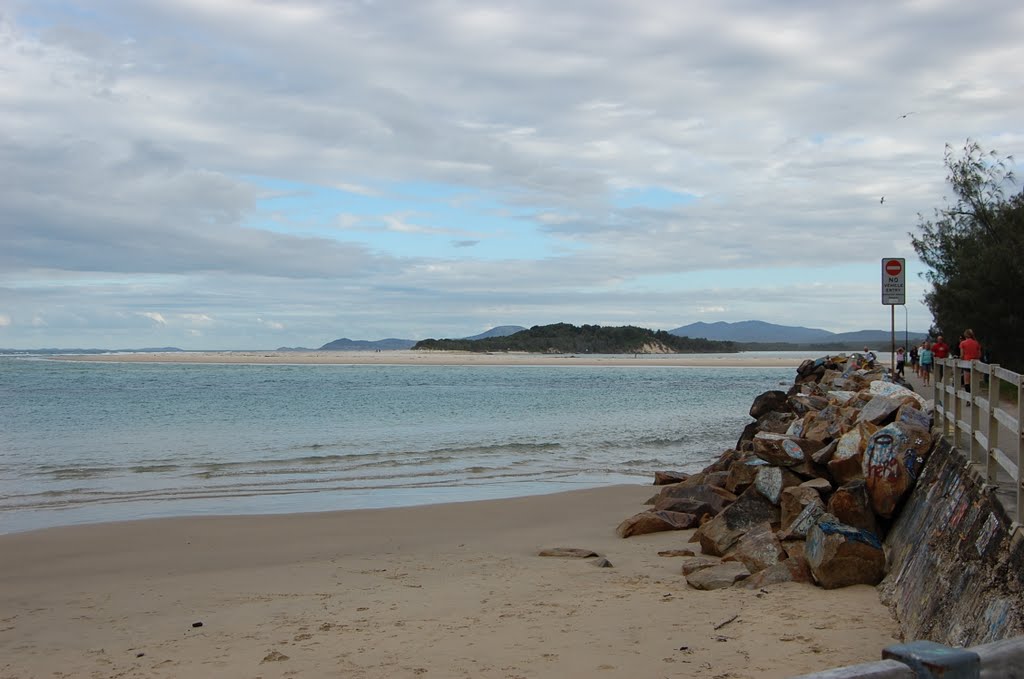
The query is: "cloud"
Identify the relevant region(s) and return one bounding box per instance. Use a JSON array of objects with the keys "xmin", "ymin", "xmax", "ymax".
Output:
[
  {"xmin": 258, "ymin": 318, "xmax": 285, "ymax": 331},
  {"xmin": 0, "ymin": 314, "xmax": 10, "ymax": 327},
  {"xmin": 0, "ymin": 1, "xmax": 1020, "ymax": 348},
  {"xmin": 141, "ymin": 312, "xmax": 167, "ymax": 326}
]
